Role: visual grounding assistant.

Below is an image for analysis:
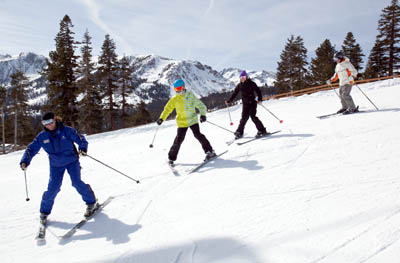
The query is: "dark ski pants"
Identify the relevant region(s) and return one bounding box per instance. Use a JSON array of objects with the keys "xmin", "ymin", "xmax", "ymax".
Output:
[
  {"xmin": 40, "ymin": 160, "xmax": 96, "ymax": 215},
  {"xmin": 339, "ymin": 84, "xmax": 356, "ymax": 110},
  {"xmin": 168, "ymin": 123, "xmax": 213, "ymax": 161},
  {"xmin": 236, "ymin": 102, "xmax": 266, "ymax": 134}
]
